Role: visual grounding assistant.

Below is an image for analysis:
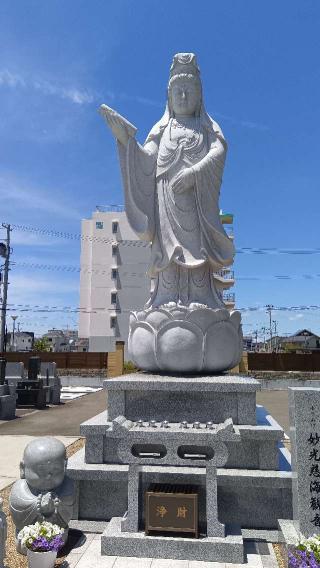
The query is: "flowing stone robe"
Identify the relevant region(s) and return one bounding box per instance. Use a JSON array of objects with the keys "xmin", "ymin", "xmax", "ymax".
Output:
[
  {"xmin": 118, "ymin": 107, "xmax": 234, "ymax": 308},
  {"xmin": 9, "ymin": 477, "xmax": 74, "ymax": 531}
]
